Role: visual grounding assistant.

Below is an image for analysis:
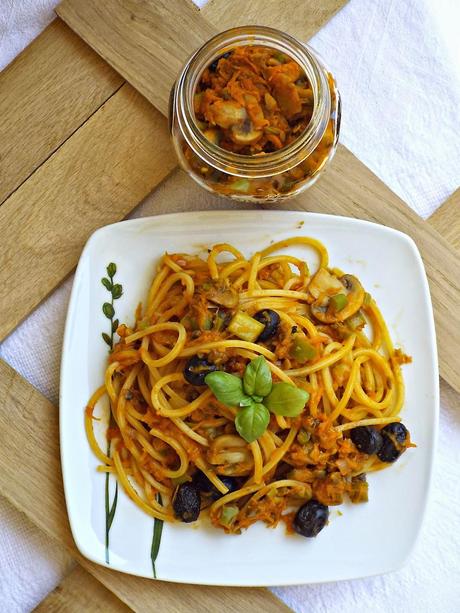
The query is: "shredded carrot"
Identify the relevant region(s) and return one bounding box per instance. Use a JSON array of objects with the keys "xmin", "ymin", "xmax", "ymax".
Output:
[{"xmin": 195, "ymin": 45, "xmax": 314, "ymax": 155}]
